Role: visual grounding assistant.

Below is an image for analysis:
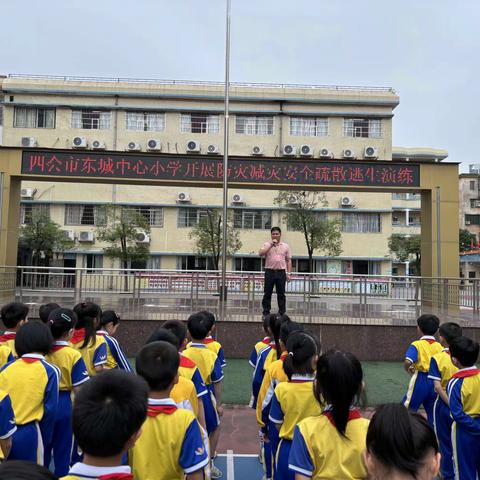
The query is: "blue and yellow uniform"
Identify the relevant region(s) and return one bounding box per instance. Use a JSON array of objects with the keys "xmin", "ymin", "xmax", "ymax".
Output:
[
  {"xmin": 202, "ymin": 336, "xmax": 226, "ymax": 368},
  {"xmin": 289, "ymin": 408, "xmax": 369, "ymax": 479},
  {"xmin": 269, "ymin": 375, "xmax": 323, "ymax": 480},
  {"xmin": 182, "ymin": 343, "xmax": 223, "ymax": 435},
  {"xmin": 0, "ymin": 332, "xmax": 17, "ymax": 359},
  {"xmin": 45, "ymin": 341, "xmax": 89, "ymax": 477},
  {"xmin": 178, "ymin": 354, "xmax": 208, "ymax": 402},
  {"xmin": 0, "ymin": 353, "xmax": 59, "ymax": 464},
  {"xmin": 402, "ymin": 335, "xmax": 442, "ymax": 424},
  {"xmin": 0, "ymin": 344, "xmax": 13, "ymax": 369},
  {"xmin": 428, "ymin": 348, "xmax": 458, "ymax": 480},
  {"xmin": 96, "ymin": 330, "xmax": 132, "ymax": 372},
  {"xmin": 69, "ymin": 328, "xmax": 107, "ymax": 377},
  {"xmin": 62, "ymin": 463, "xmax": 133, "ymax": 479},
  {"xmin": 0, "ymin": 388, "xmax": 16, "ymax": 461},
  {"xmin": 251, "ymin": 342, "xmax": 278, "ymax": 409},
  {"xmin": 447, "ymin": 367, "xmax": 480, "ymax": 480},
  {"xmin": 129, "ymin": 398, "xmax": 209, "ymax": 480},
  {"xmin": 249, "ymin": 336, "xmax": 271, "ymax": 368},
  {"xmin": 171, "ymin": 375, "xmax": 199, "ymax": 418}
]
